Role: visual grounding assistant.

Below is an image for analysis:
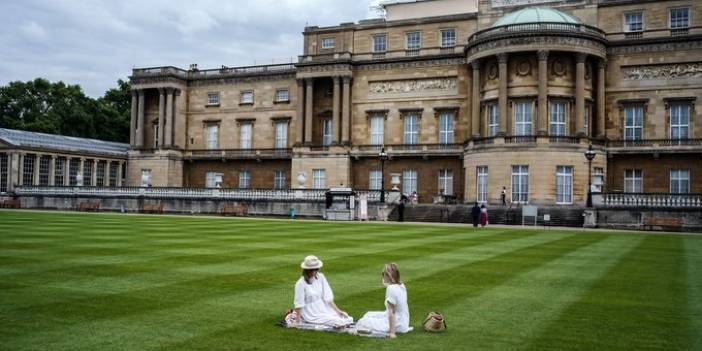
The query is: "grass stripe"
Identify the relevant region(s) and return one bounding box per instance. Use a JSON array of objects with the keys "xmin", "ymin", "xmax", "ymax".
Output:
[{"xmin": 686, "ymin": 236, "xmax": 702, "ymax": 350}]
